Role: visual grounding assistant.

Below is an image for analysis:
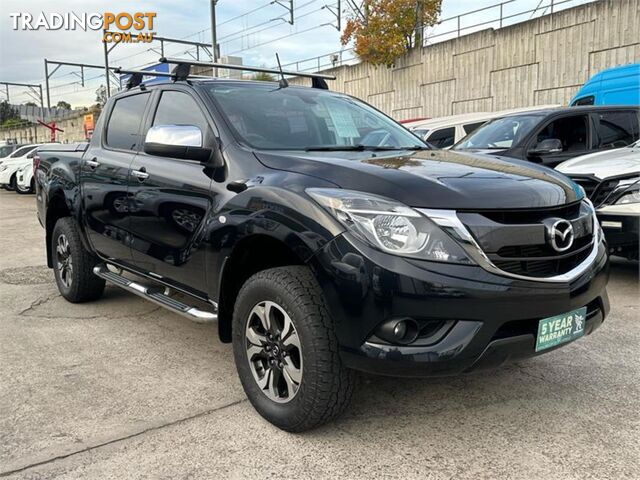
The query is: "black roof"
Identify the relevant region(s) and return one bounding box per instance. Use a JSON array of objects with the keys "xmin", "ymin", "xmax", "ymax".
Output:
[{"xmin": 500, "ymin": 105, "xmax": 640, "ymax": 117}]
